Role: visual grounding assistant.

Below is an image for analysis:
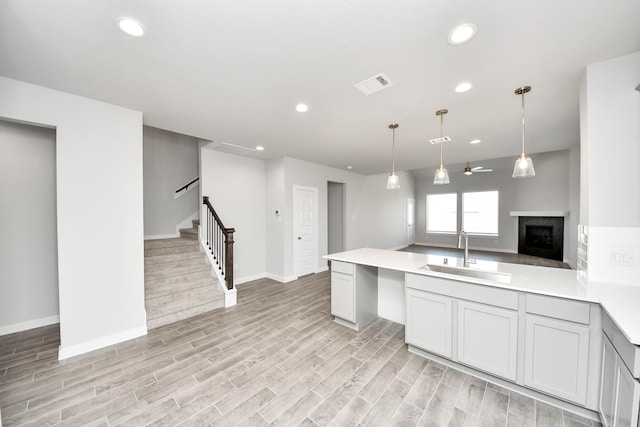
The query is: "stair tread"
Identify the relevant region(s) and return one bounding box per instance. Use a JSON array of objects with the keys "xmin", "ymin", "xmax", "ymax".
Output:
[
  {"xmin": 144, "ymin": 262, "xmax": 210, "ymax": 277},
  {"xmin": 145, "ymin": 251, "xmax": 204, "ymax": 265},
  {"xmin": 145, "ymin": 279, "xmax": 219, "ymax": 299},
  {"xmin": 179, "ymin": 227, "xmax": 197, "ymax": 234},
  {"xmin": 147, "ymin": 300, "xmax": 224, "ymax": 329},
  {"xmin": 144, "ymin": 238, "xmax": 199, "ymax": 250}
]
